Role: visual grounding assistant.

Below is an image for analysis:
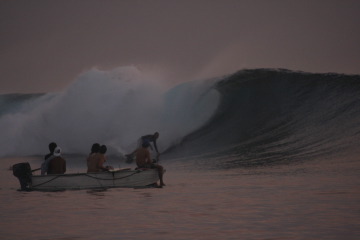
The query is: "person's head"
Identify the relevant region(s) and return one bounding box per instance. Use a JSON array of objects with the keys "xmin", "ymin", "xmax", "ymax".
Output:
[
  {"xmin": 53, "ymin": 146, "xmax": 62, "ymax": 157},
  {"xmin": 142, "ymin": 140, "xmax": 150, "ymax": 148},
  {"xmin": 48, "ymin": 142, "xmax": 57, "ymax": 153},
  {"xmin": 100, "ymin": 145, "xmax": 107, "ymax": 154},
  {"xmin": 154, "ymin": 132, "xmax": 159, "ymax": 139},
  {"xmin": 91, "ymin": 143, "xmax": 100, "ymax": 153}
]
